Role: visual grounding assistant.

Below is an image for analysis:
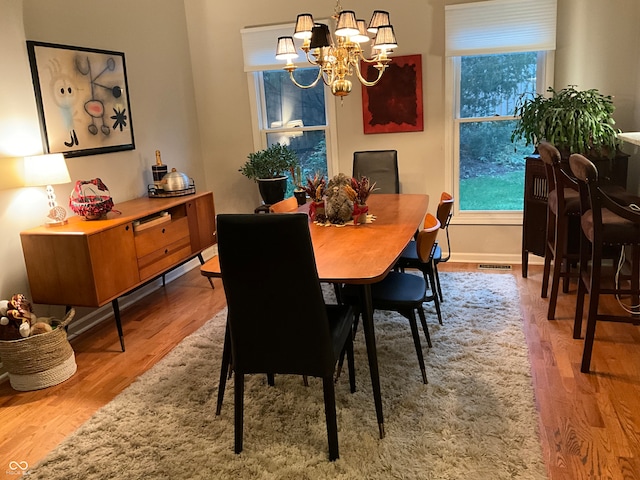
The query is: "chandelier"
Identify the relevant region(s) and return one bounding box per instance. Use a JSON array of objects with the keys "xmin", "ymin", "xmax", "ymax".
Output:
[{"xmin": 275, "ymin": 1, "xmax": 397, "ymax": 97}]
